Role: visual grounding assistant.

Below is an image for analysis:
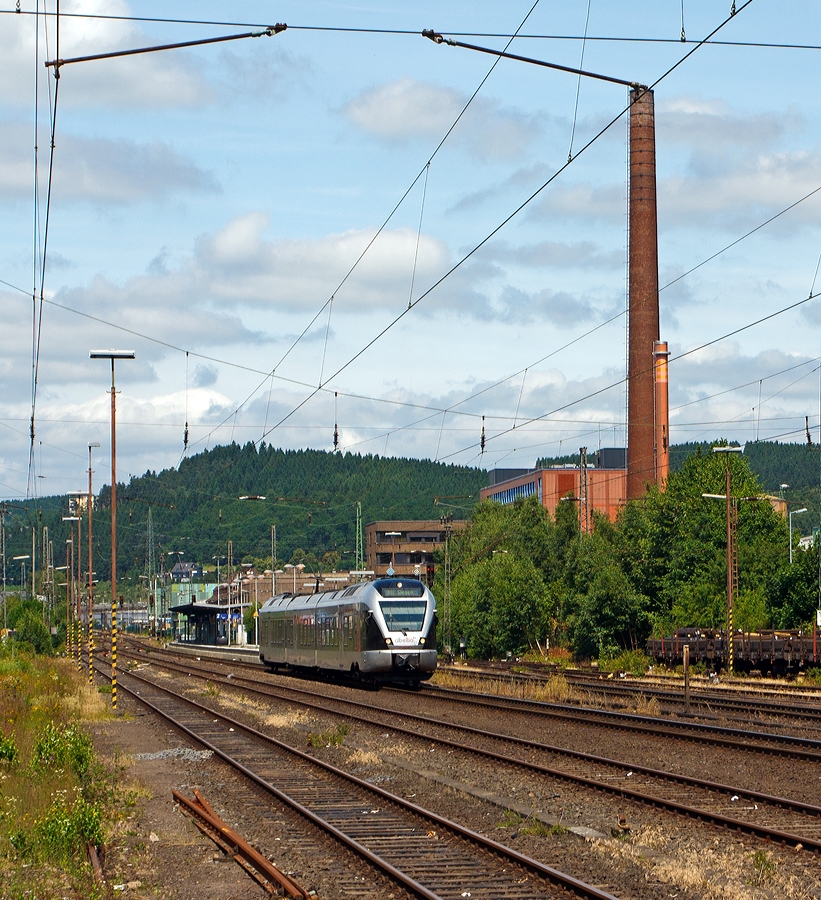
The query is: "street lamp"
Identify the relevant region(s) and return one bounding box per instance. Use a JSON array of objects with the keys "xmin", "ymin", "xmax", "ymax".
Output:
[
  {"xmin": 385, "ymin": 531, "xmax": 401, "ymax": 576},
  {"xmin": 90, "ymin": 349, "xmax": 135, "ymax": 620},
  {"xmin": 789, "ymin": 508, "xmax": 808, "ymax": 565},
  {"xmin": 12, "ymin": 555, "xmax": 30, "ymax": 596},
  {"xmin": 284, "ymin": 562, "xmax": 304, "ymax": 594},
  {"xmin": 87, "ymin": 442, "xmax": 100, "ymax": 629},
  {"xmin": 708, "ymin": 445, "xmax": 744, "ymax": 674}
]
